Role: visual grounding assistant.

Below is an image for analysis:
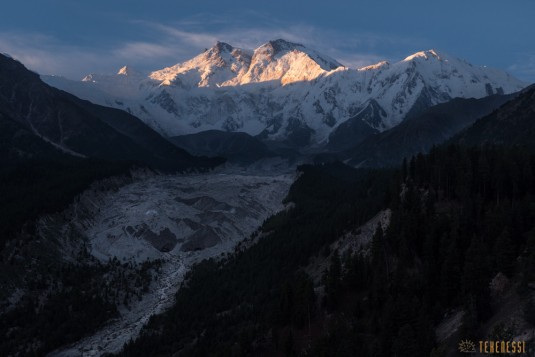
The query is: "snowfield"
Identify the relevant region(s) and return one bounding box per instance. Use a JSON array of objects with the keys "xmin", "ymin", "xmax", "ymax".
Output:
[
  {"xmin": 43, "ymin": 40, "xmax": 526, "ymax": 146},
  {"xmin": 48, "ymin": 170, "xmax": 294, "ymax": 357}
]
